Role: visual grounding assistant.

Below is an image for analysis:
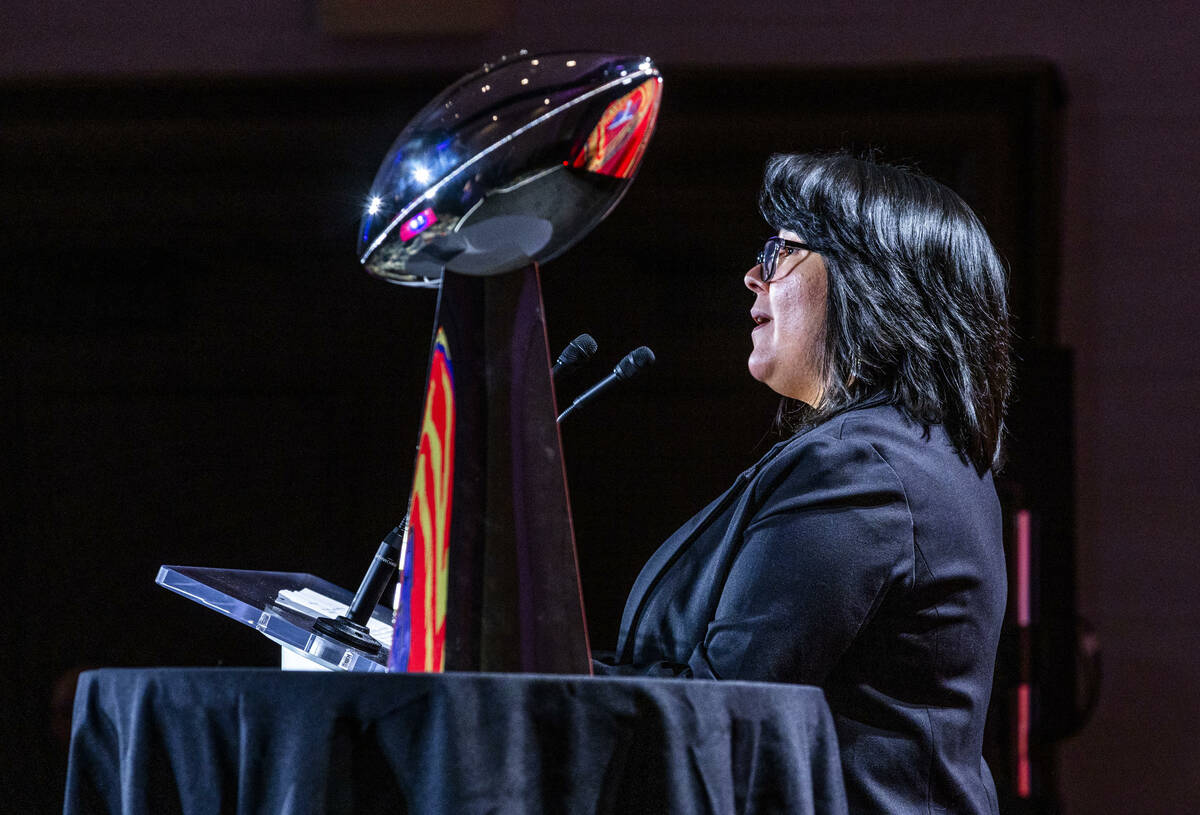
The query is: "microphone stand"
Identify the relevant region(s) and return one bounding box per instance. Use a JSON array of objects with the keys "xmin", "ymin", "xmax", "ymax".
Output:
[{"xmin": 311, "ymin": 522, "xmax": 406, "ymax": 654}]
